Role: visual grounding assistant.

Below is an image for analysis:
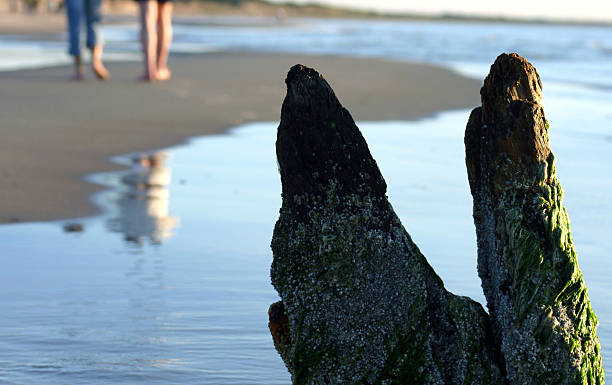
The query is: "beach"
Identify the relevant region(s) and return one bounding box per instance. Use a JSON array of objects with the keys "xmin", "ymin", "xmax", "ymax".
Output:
[
  {"xmin": 0, "ymin": 48, "xmax": 480, "ymax": 224},
  {"xmin": 1, "ymin": 10, "xmax": 611, "ymax": 384}
]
